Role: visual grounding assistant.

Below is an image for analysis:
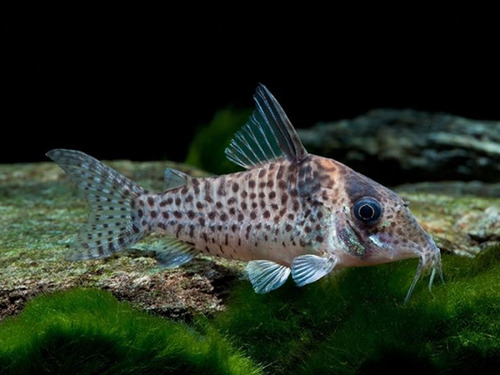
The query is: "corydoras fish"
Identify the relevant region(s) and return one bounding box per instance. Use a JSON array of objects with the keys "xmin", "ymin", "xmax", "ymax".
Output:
[{"xmin": 47, "ymin": 84, "xmax": 443, "ymax": 302}]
